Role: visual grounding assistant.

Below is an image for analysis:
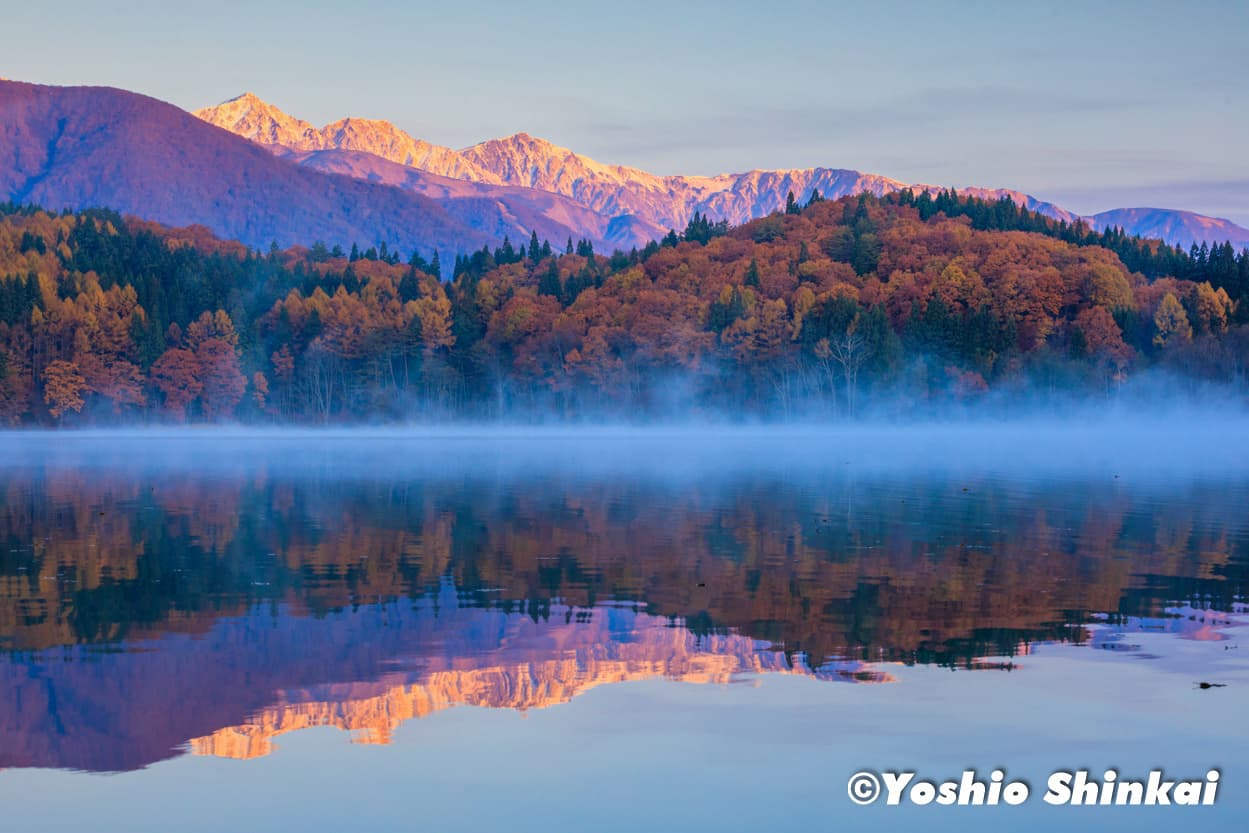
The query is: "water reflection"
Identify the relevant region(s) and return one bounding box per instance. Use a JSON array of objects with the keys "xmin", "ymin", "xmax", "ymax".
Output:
[
  {"xmin": 184, "ymin": 592, "xmax": 897, "ymax": 762},
  {"xmin": 0, "ymin": 432, "xmax": 1245, "ymax": 773}
]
